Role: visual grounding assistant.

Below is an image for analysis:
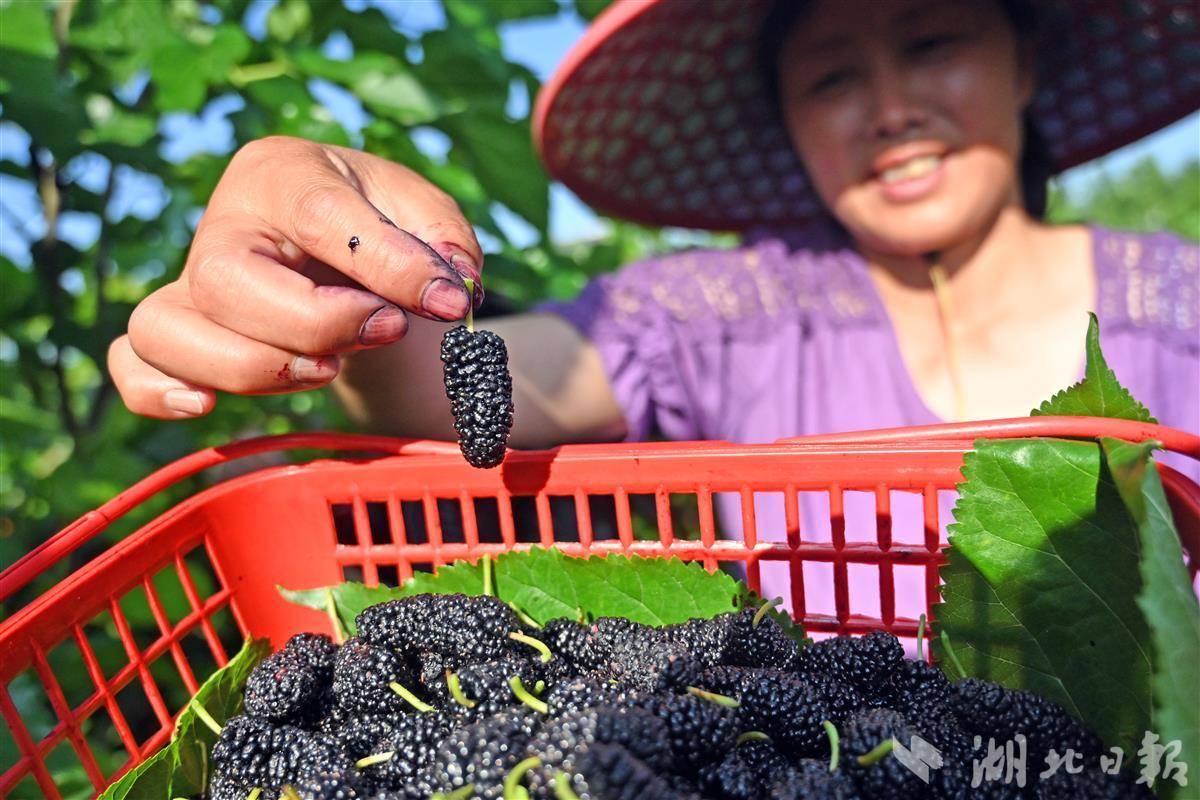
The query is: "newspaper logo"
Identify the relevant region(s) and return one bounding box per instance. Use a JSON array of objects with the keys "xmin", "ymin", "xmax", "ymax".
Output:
[{"xmin": 892, "ymin": 733, "xmax": 943, "ymax": 783}]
